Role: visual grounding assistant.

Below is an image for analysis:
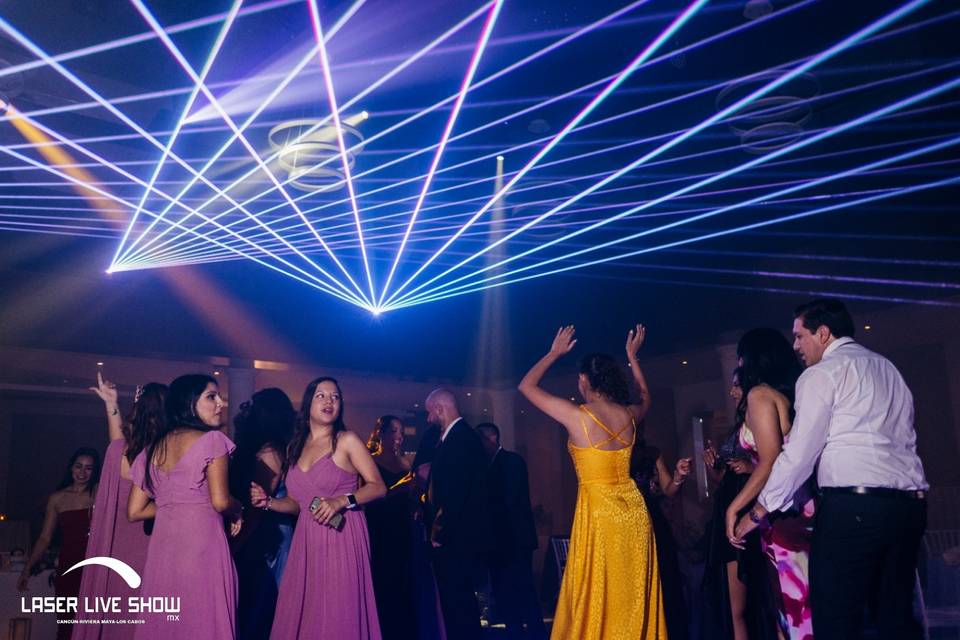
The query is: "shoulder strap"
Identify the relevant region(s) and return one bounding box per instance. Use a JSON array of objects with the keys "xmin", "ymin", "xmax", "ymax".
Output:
[{"xmin": 579, "ymin": 405, "xmax": 632, "ymax": 448}]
